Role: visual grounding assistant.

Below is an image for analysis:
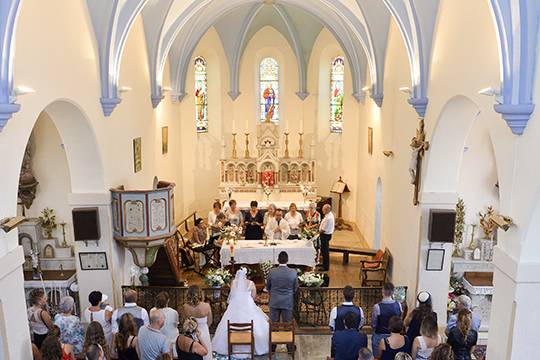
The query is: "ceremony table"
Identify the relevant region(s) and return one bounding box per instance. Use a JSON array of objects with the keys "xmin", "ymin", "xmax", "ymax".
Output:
[{"xmin": 220, "ymin": 239, "xmax": 316, "ymax": 268}]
